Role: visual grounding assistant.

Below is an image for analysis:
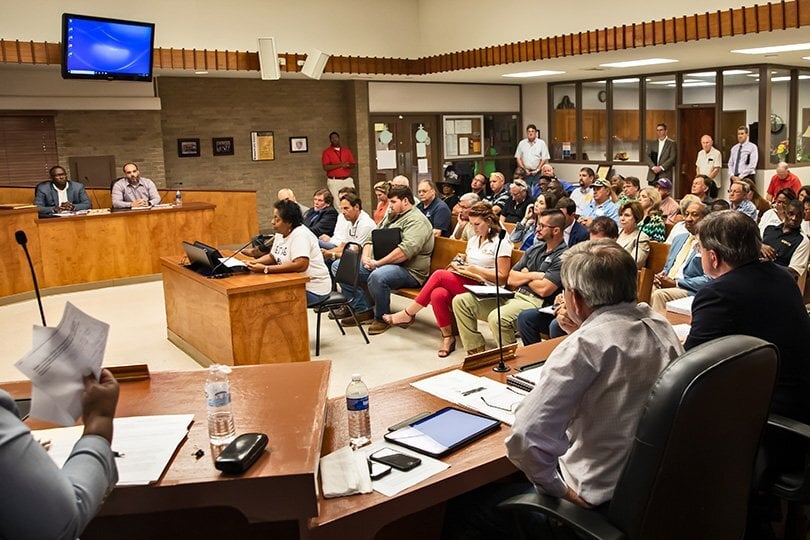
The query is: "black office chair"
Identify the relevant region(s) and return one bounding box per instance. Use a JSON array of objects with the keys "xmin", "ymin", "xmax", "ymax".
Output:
[
  {"xmin": 498, "ymin": 335, "xmax": 778, "ymax": 540},
  {"xmin": 761, "ymin": 414, "xmax": 810, "ymax": 540},
  {"xmin": 312, "ymin": 242, "xmax": 369, "ymax": 356}
]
